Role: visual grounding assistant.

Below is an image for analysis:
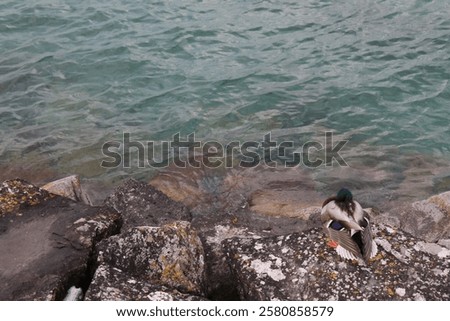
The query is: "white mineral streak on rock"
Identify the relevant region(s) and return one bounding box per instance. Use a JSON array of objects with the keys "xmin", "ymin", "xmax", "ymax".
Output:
[
  {"xmin": 375, "ymin": 238, "xmax": 392, "ymax": 252},
  {"xmin": 75, "ymin": 224, "xmax": 90, "ymax": 233},
  {"xmin": 248, "ymin": 258, "xmax": 286, "ymax": 281},
  {"xmin": 434, "ymin": 267, "xmax": 449, "ymax": 276},
  {"xmin": 74, "ymin": 218, "xmax": 87, "ymax": 224},
  {"xmin": 395, "ymin": 288, "xmax": 406, "ymax": 297},
  {"xmin": 147, "ymin": 291, "xmax": 173, "ymax": 301},
  {"xmin": 254, "ymin": 243, "xmax": 264, "ymax": 251},
  {"xmin": 385, "ymin": 226, "xmax": 395, "ymax": 234},
  {"xmin": 438, "ymin": 239, "xmax": 450, "ymax": 250},
  {"xmin": 414, "ymin": 241, "xmax": 450, "ymax": 258},
  {"xmin": 298, "ymin": 268, "xmax": 307, "ymax": 276},
  {"xmin": 438, "ymin": 249, "xmax": 450, "ymax": 258},
  {"xmin": 413, "ymin": 293, "xmax": 426, "ymax": 301},
  {"xmin": 375, "ymin": 238, "xmax": 408, "ymax": 262},
  {"xmin": 206, "ymin": 225, "xmax": 256, "ymax": 245}
]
